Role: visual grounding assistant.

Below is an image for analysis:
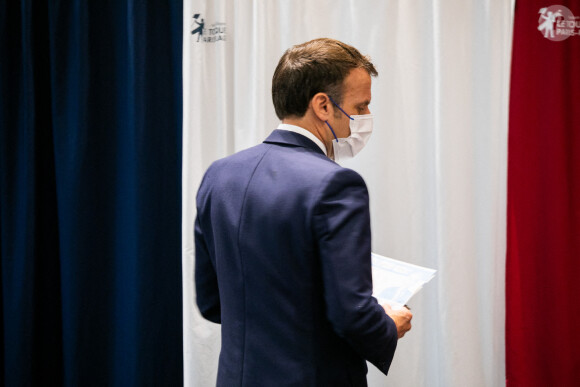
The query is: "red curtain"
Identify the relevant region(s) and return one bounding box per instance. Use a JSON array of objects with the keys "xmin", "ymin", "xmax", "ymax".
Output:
[{"xmin": 507, "ymin": 1, "xmax": 580, "ymax": 385}]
